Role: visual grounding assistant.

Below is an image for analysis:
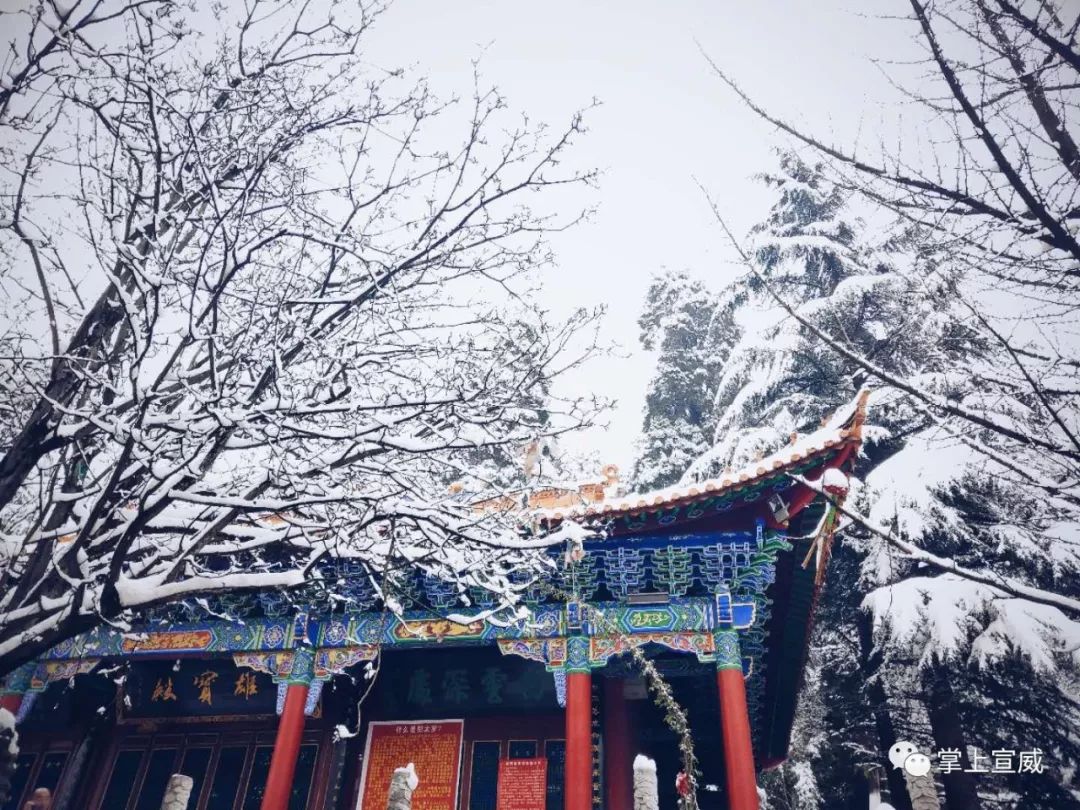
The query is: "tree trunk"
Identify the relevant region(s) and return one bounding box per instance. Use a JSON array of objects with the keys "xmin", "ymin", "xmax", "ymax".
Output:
[
  {"xmin": 633, "ymin": 755, "xmax": 658, "ymax": 810},
  {"xmin": 924, "ymin": 665, "xmax": 982, "ymax": 810},
  {"xmin": 159, "ymin": 774, "xmax": 193, "ymax": 810},
  {"xmin": 857, "ymin": 612, "xmax": 913, "ymax": 810},
  {"xmin": 387, "ymin": 764, "xmax": 417, "ymax": 810},
  {"xmin": 903, "ymin": 772, "xmax": 941, "ymax": 810}
]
